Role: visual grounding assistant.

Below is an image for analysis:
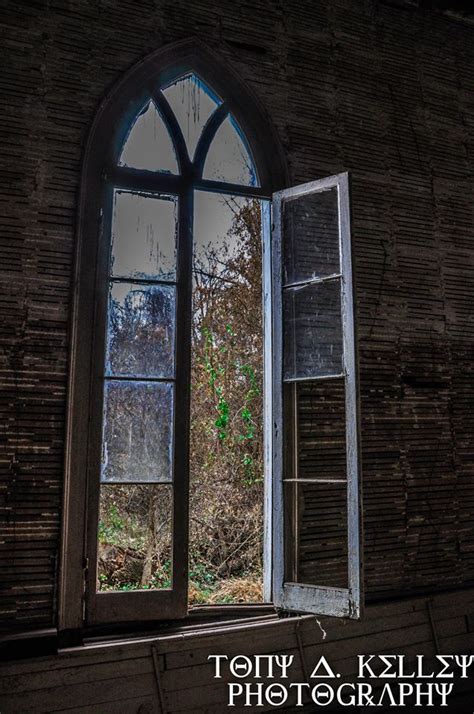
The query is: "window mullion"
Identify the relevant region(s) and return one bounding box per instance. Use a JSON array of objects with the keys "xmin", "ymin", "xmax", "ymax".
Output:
[{"xmin": 171, "ymin": 183, "xmax": 194, "ymax": 612}]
